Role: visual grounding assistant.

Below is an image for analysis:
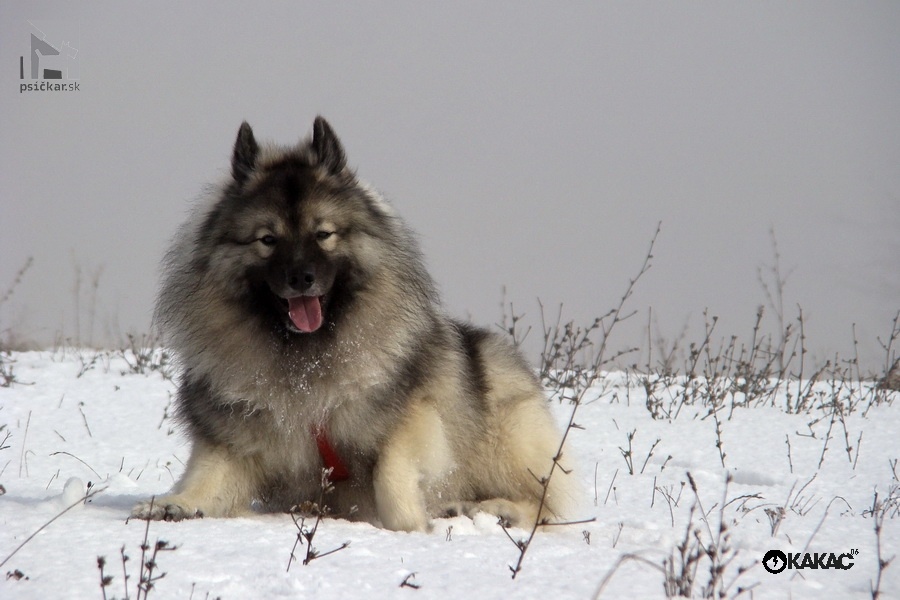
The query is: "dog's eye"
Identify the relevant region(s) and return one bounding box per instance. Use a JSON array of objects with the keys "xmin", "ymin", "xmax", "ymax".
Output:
[
  {"xmin": 258, "ymin": 234, "xmax": 277, "ymax": 246},
  {"xmin": 316, "ymin": 231, "xmax": 335, "ymax": 241}
]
